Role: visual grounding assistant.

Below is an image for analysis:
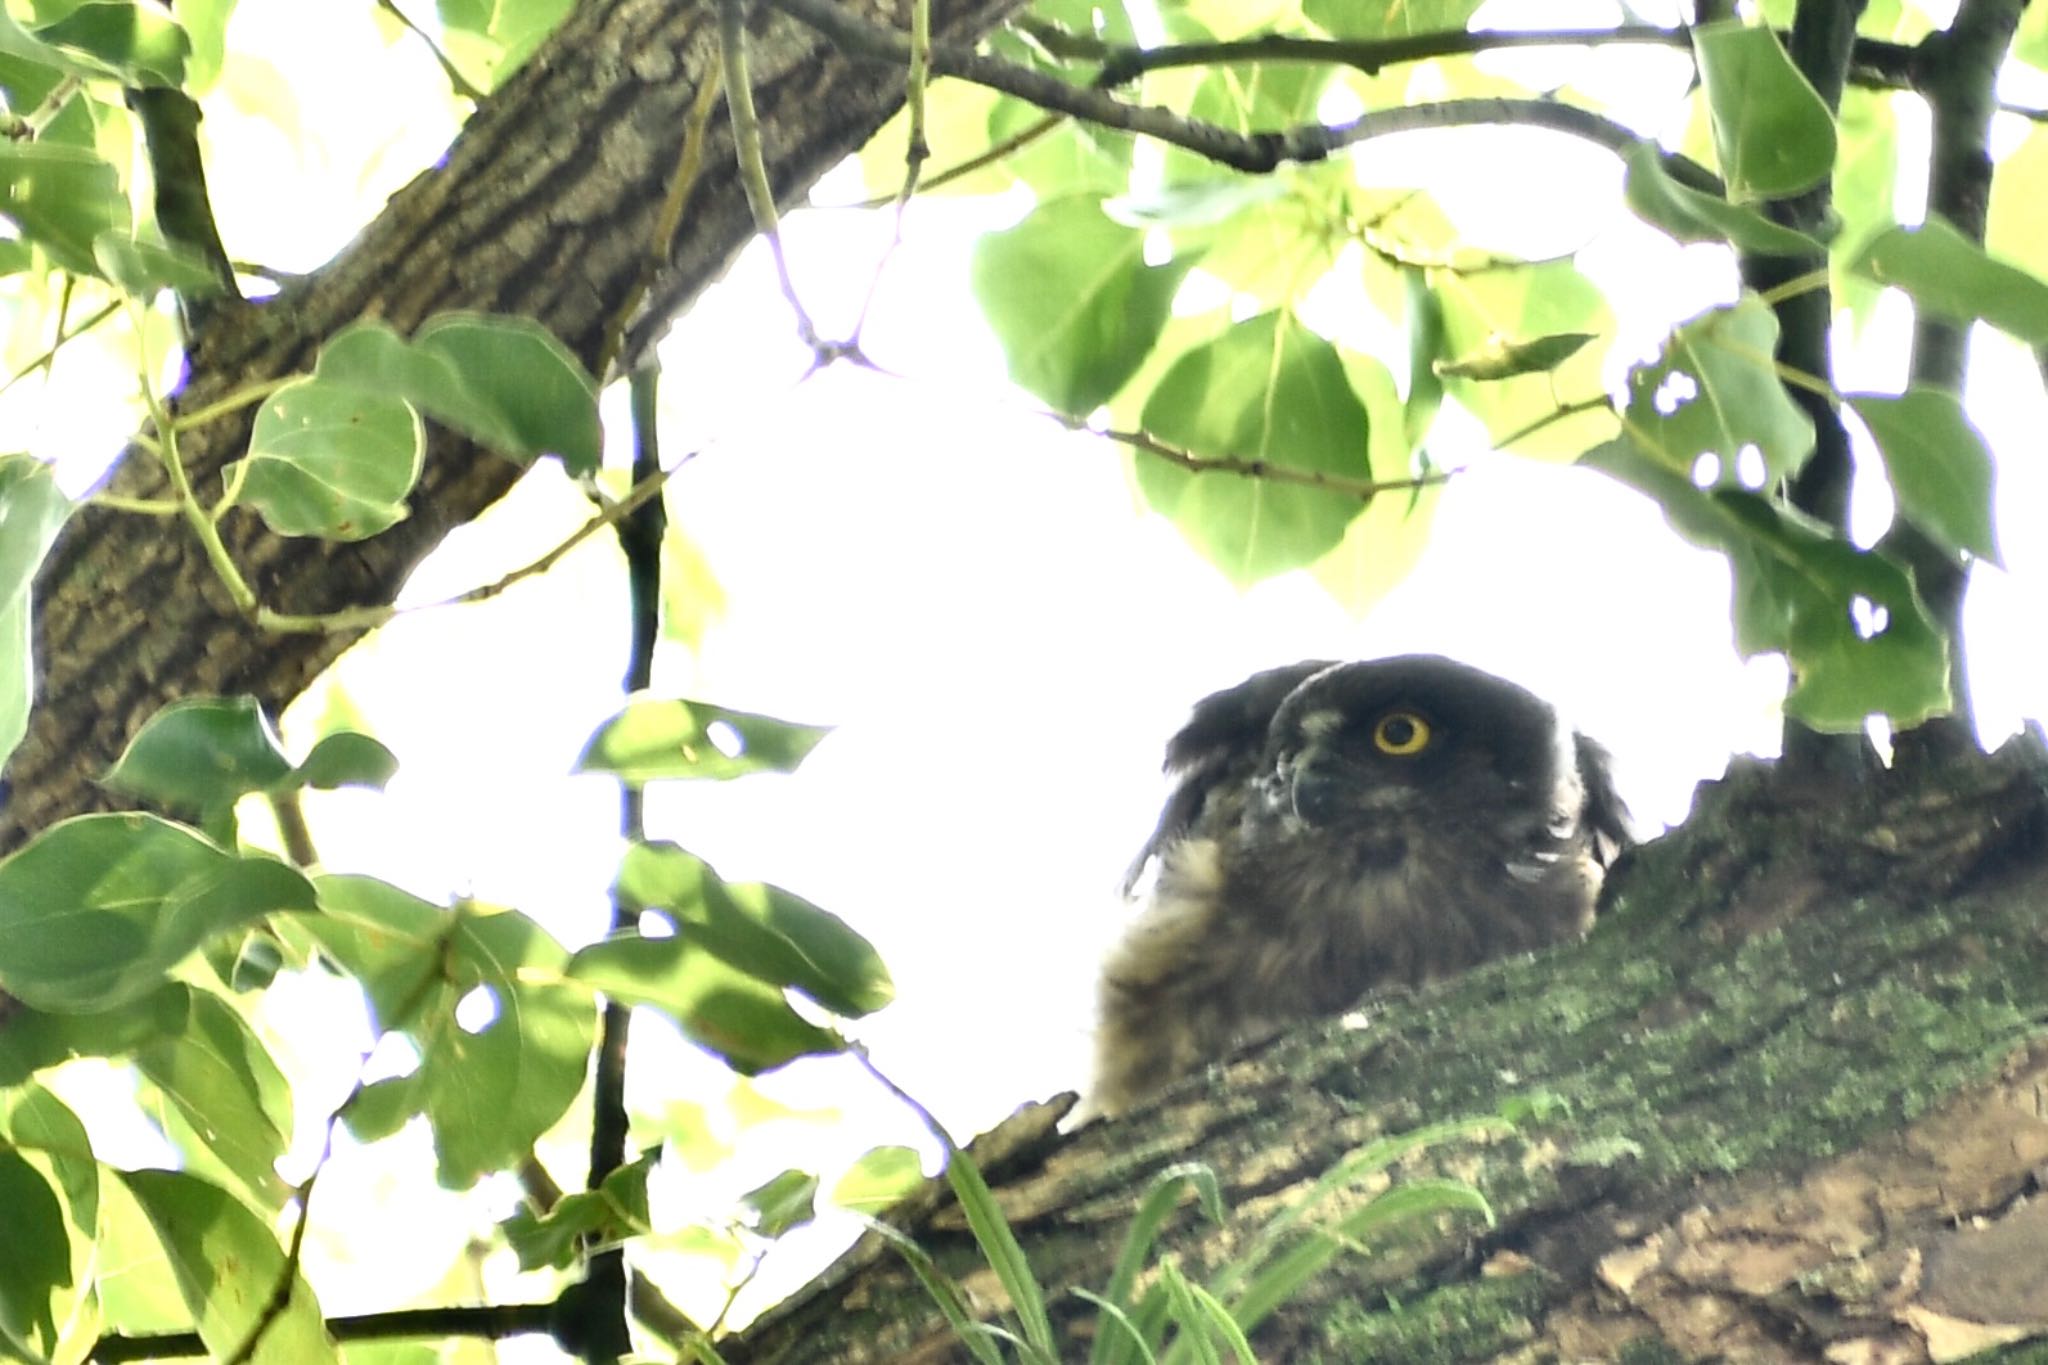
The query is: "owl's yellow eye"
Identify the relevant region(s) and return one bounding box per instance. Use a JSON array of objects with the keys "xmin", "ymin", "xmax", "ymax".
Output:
[{"xmin": 1372, "ymin": 711, "xmax": 1431, "ymax": 755}]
